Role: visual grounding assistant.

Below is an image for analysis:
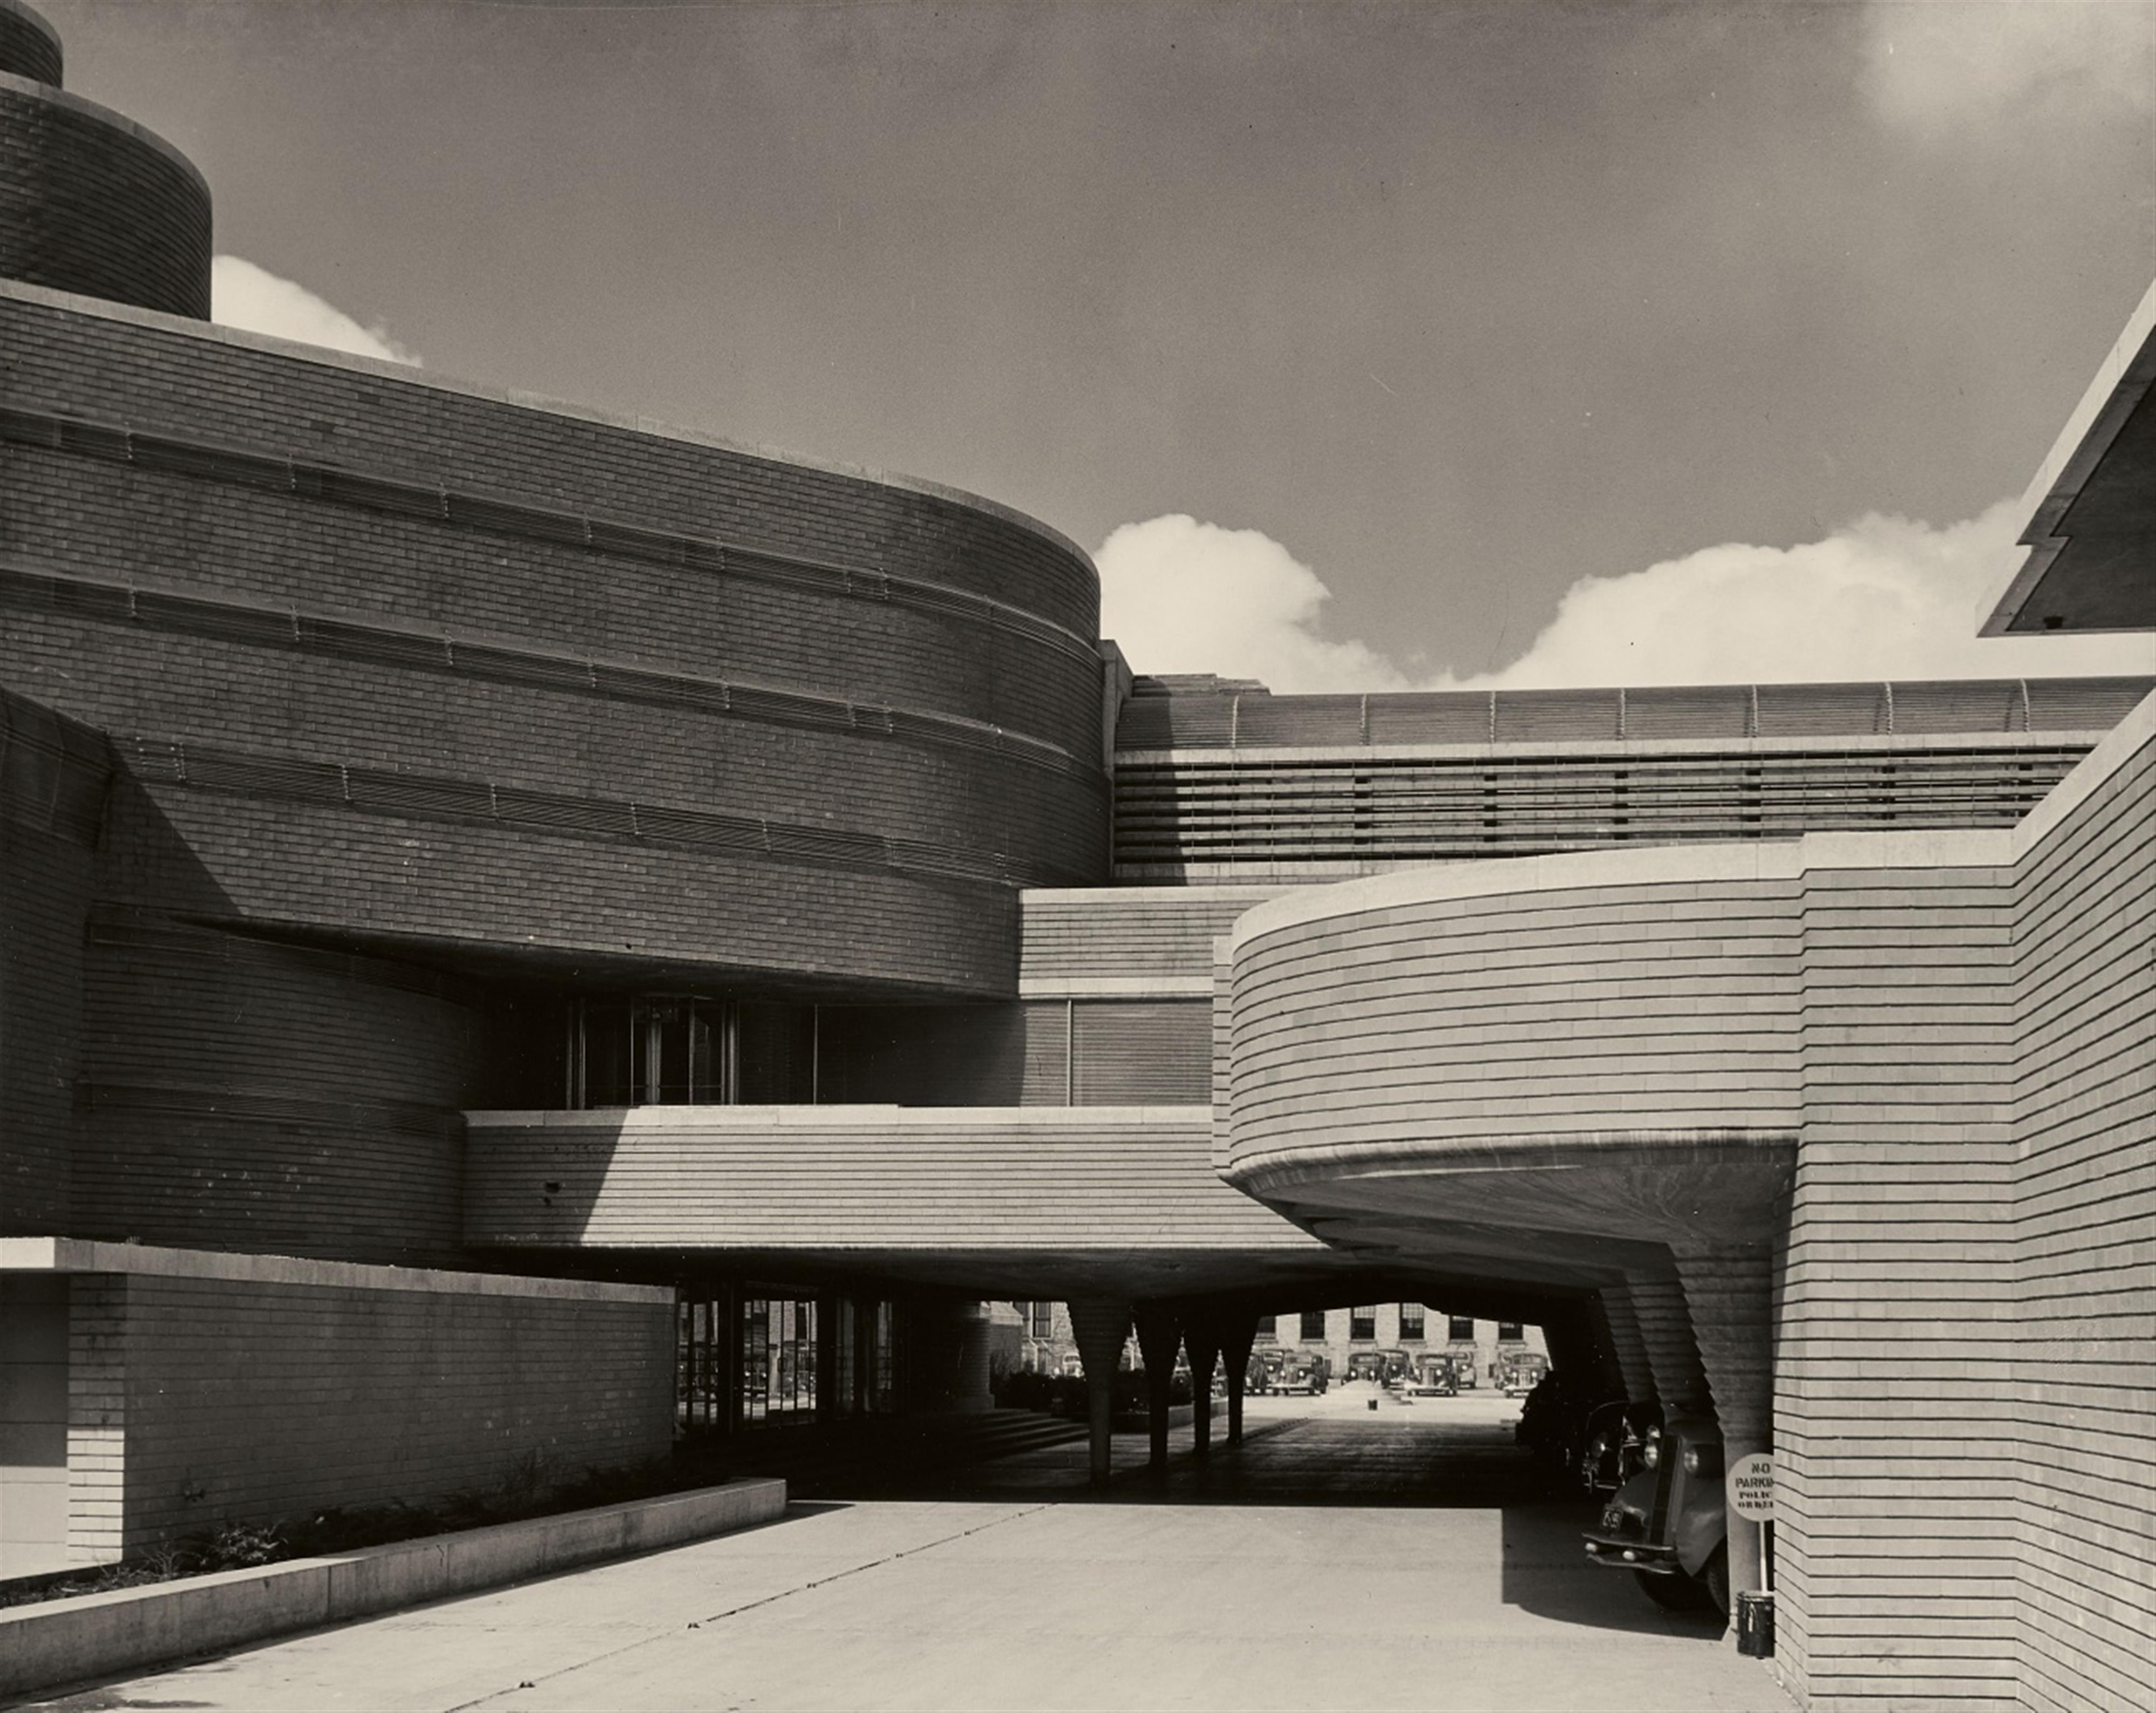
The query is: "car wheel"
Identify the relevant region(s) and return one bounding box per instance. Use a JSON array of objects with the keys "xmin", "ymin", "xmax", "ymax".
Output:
[
  {"xmin": 1699, "ymin": 1544, "xmax": 1730, "ymax": 1619},
  {"xmin": 1633, "ymin": 1569, "xmax": 1699, "ymax": 1611}
]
